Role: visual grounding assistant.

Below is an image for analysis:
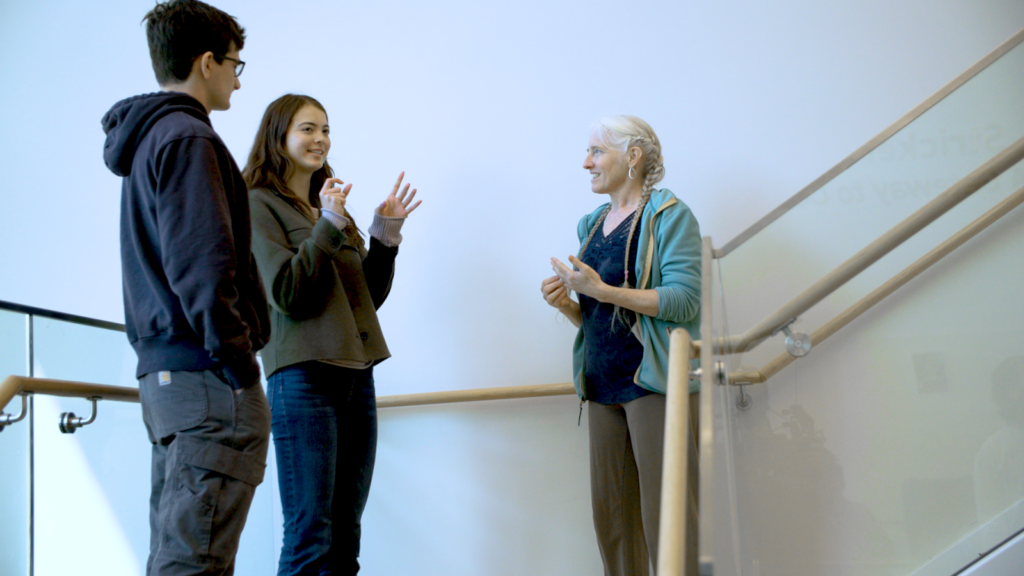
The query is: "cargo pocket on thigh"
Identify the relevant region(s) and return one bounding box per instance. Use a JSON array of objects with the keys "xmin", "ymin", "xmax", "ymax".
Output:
[
  {"xmin": 168, "ymin": 434, "xmax": 268, "ymax": 560},
  {"xmin": 160, "ymin": 462, "xmax": 221, "ymax": 559},
  {"xmin": 173, "ymin": 433, "xmax": 266, "ymax": 490}
]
